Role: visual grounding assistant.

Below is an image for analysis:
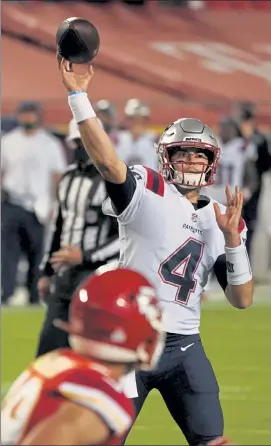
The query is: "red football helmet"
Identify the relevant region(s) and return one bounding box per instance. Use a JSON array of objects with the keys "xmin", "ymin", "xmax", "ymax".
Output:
[{"xmin": 55, "ymin": 268, "xmax": 164, "ymax": 370}]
